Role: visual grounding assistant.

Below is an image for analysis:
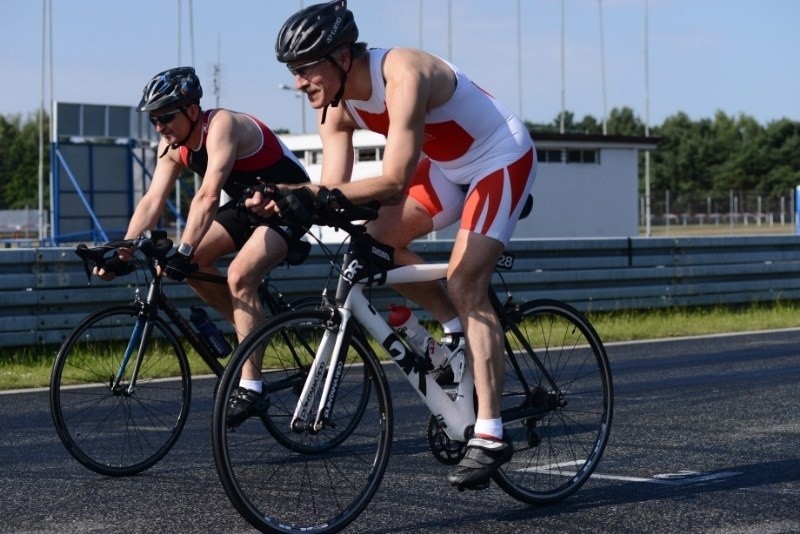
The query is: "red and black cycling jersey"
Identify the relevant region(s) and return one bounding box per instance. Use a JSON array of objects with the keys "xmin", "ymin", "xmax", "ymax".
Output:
[{"xmin": 179, "ymin": 109, "xmax": 308, "ymax": 200}]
